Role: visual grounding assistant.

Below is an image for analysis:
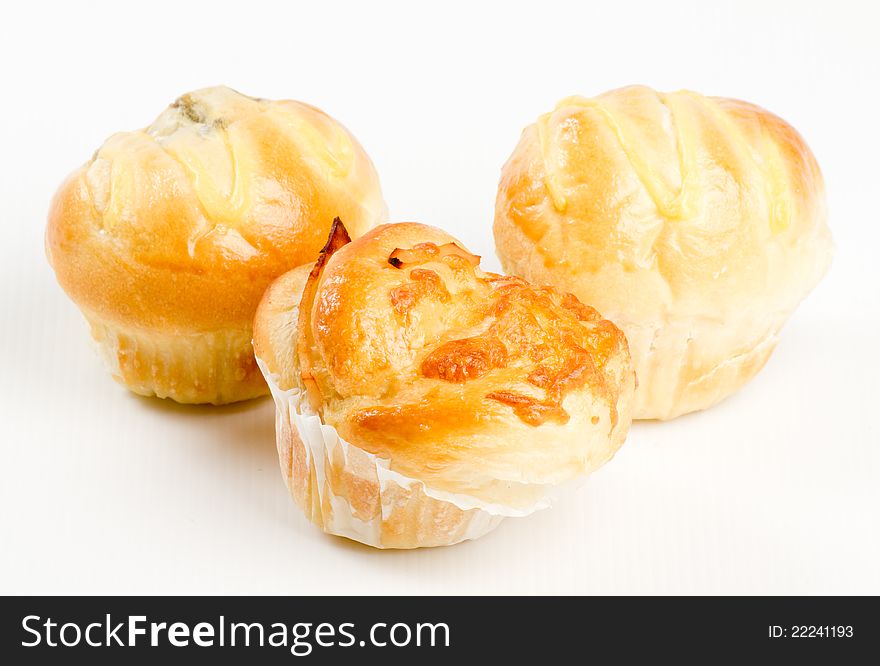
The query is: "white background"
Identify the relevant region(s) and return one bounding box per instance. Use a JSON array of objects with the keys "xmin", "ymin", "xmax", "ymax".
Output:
[{"xmin": 2, "ymin": 0, "xmax": 878, "ymax": 594}]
